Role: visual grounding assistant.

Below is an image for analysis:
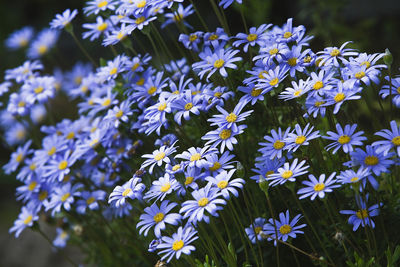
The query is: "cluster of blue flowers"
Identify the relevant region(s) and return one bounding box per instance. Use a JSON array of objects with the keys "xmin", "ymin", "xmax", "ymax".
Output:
[{"xmin": 2, "ymin": 0, "xmax": 400, "ymax": 265}]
